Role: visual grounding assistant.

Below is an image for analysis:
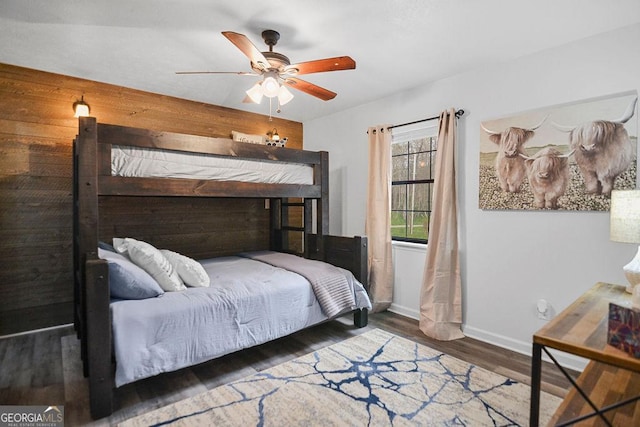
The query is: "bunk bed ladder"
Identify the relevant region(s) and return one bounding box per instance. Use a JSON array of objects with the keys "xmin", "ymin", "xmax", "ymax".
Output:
[
  {"xmin": 270, "ymin": 198, "xmax": 311, "ymax": 256},
  {"xmin": 270, "ymin": 148, "xmax": 328, "ymax": 257}
]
